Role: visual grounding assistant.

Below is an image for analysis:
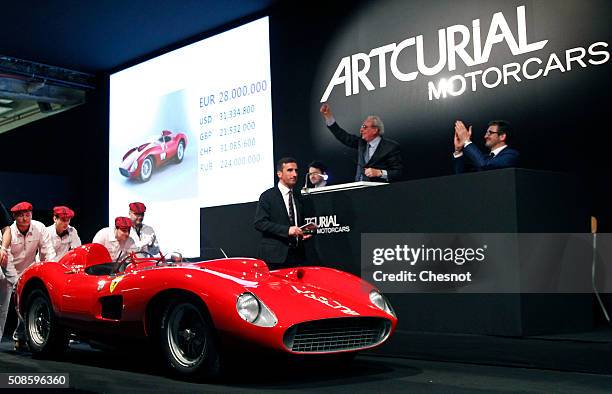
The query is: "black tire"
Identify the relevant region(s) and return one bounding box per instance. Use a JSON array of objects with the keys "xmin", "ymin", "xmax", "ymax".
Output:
[
  {"xmin": 140, "ymin": 156, "xmax": 154, "ymax": 182},
  {"xmin": 175, "ymin": 140, "xmax": 186, "ymax": 163},
  {"xmin": 159, "ymin": 300, "xmax": 220, "ymax": 379},
  {"xmin": 24, "ymin": 289, "xmax": 67, "ymax": 357}
]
